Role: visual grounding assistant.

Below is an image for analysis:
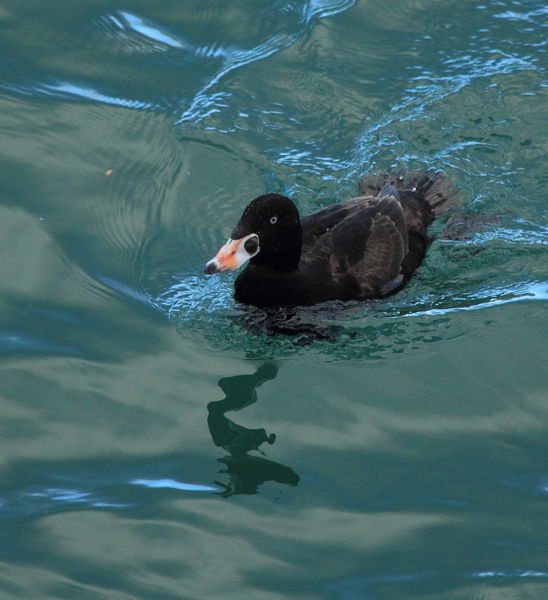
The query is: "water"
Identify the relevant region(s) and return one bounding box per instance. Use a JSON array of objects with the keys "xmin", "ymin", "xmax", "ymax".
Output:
[{"xmin": 1, "ymin": 0, "xmax": 547, "ymax": 598}]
